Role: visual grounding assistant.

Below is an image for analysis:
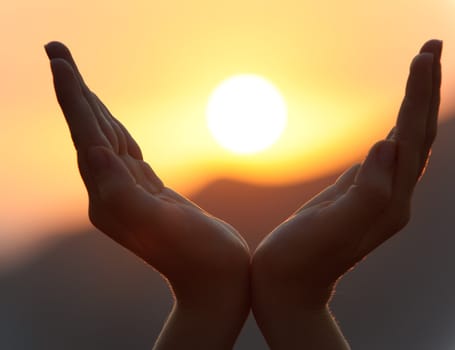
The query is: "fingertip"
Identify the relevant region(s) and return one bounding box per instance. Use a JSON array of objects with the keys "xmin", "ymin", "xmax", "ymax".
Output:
[
  {"xmin": 44, "ymin": 41, "xmax": 73, "ymax": 61},
  {"xmin": 335, "ymin": 163, "xmax": 361, "ymax": 188},
  {"xmin": 419, "ymin": 39, "xmax": 443, "ymax": 59},
  {"xmin": 44, "ymin": 43, "xmax": 52, "ymax": 59},
  {"xmin": 45, "ymin": 41, "xmax": 64, "ymax": 58},
  {"xmin": 44, "ymin": 41, "xmax": 58, "ymax": 58},
  {"xmin": 404, "ymin": 52, "xmax": 434, "ymax": 103},
  {"xmin": 375, "ymin": 140, "xmax": 397, "ymax": 170},
  {"xmin": 360, "ymin": 140, "xmax": 396, "ymax": 171},
  {"xmin": 386, "ymin": 126, "xmax": 397, "ymax": 140},
  {"xmin": 49, "ymin": 58, "xmax": 82, "ymax": 101}
]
